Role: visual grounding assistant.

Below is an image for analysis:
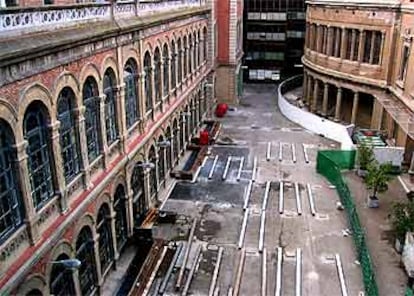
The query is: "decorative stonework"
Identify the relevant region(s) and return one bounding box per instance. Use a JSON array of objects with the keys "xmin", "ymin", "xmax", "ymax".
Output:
[{"xmin": 0, "ymin": 229, "xmax": 28, "ymax": 262}]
